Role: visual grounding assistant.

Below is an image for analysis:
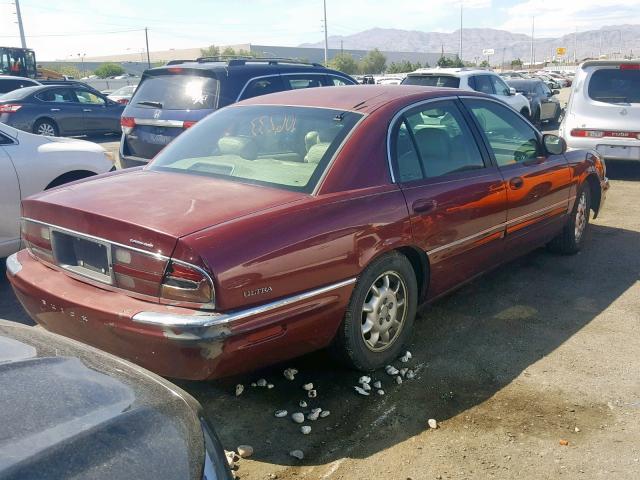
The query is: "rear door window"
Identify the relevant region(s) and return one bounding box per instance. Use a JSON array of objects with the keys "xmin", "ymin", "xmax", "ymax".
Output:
[
  {"xmin": 240, "ymin": 76, "xmax": 286, "ymax": 100},
  {"xmin": 588, "ymin": 68, "xmax": 640, "ymax": 103},
  {"xmin": 36, "ymin": 88, "xmax": 75, "ymax": 103},
  {"xmin": 472, "ymin": 75, "xmax": 494, "ymax": 94},
  {"xmin": 131, "ymin": 73, "xmax": 219, "ymax": 110},
  {"xmin": 394, "ymin": 100, "xmax": 485, "ymax": 180},
  {"xmin": 490, "ymin": 75, "xmax": 511, "ymax": 96},
  {"xmin": 283, "ymin": 75, "xmax": 326, "ymax": 90},
  {"xmin": 401, "ymin": 75, "xmax": 460, "ymax": 88}
]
